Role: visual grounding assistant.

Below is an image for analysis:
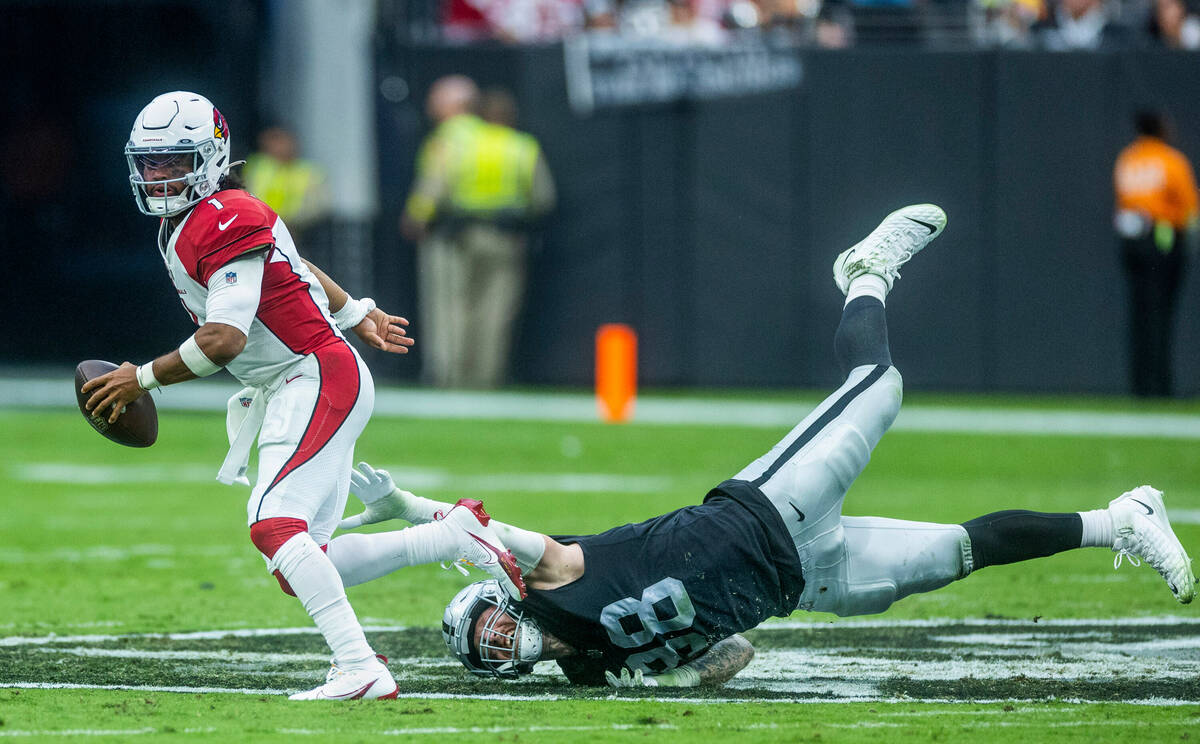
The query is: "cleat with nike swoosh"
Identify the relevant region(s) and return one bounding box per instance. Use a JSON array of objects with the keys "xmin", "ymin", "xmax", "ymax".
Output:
[
  {"xmin": 443, "ymin": 499, "xmax": 528, "ymax": 600},
  {"xmin": 833, "ymin": 204, "xmax": 947, "ymax": 296},
  {"xmin": 1109, "ymin": 485, "xmax": 1196, "ymax": 604},
  {"xmin": 288, "ymin": 657, "xmax": 397, "ymax": 701}
]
